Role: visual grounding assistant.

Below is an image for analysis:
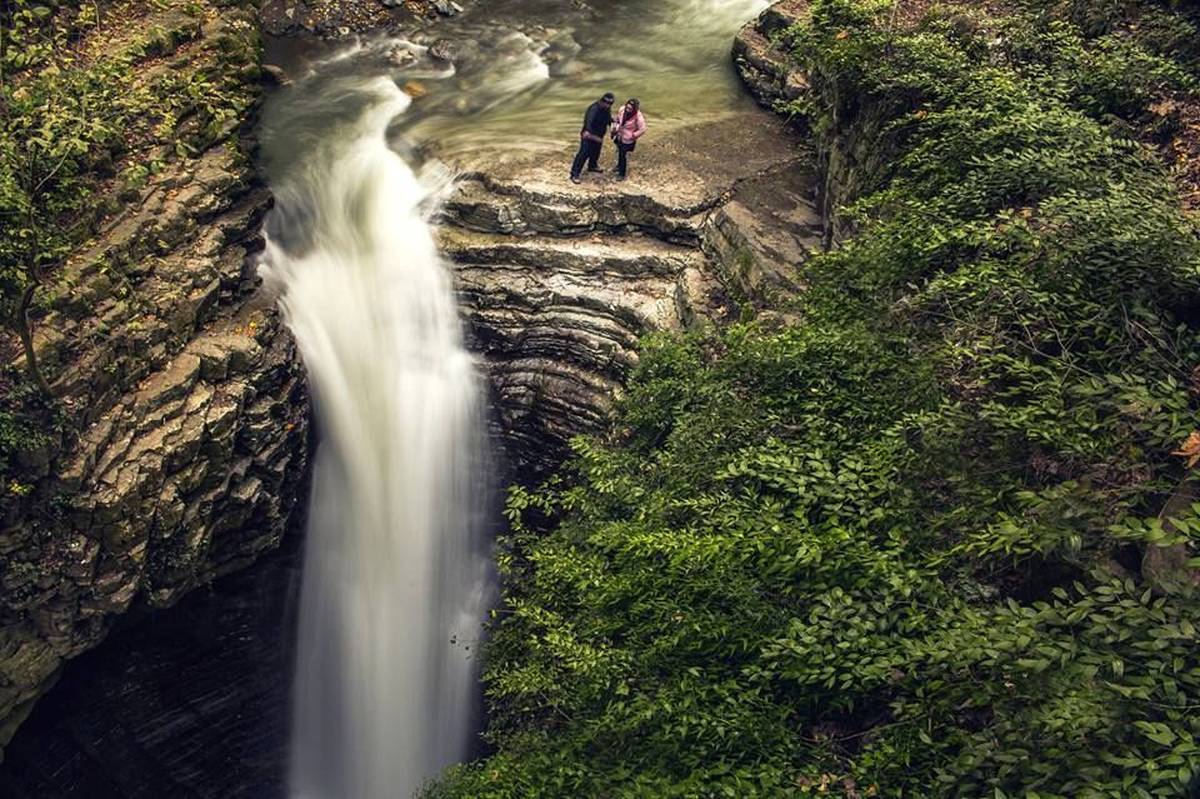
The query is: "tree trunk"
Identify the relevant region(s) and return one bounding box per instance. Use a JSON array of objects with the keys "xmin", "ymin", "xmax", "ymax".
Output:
[{"xmin": 15, "ymin": 282, "xmax": 53, "ymax": 398}]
